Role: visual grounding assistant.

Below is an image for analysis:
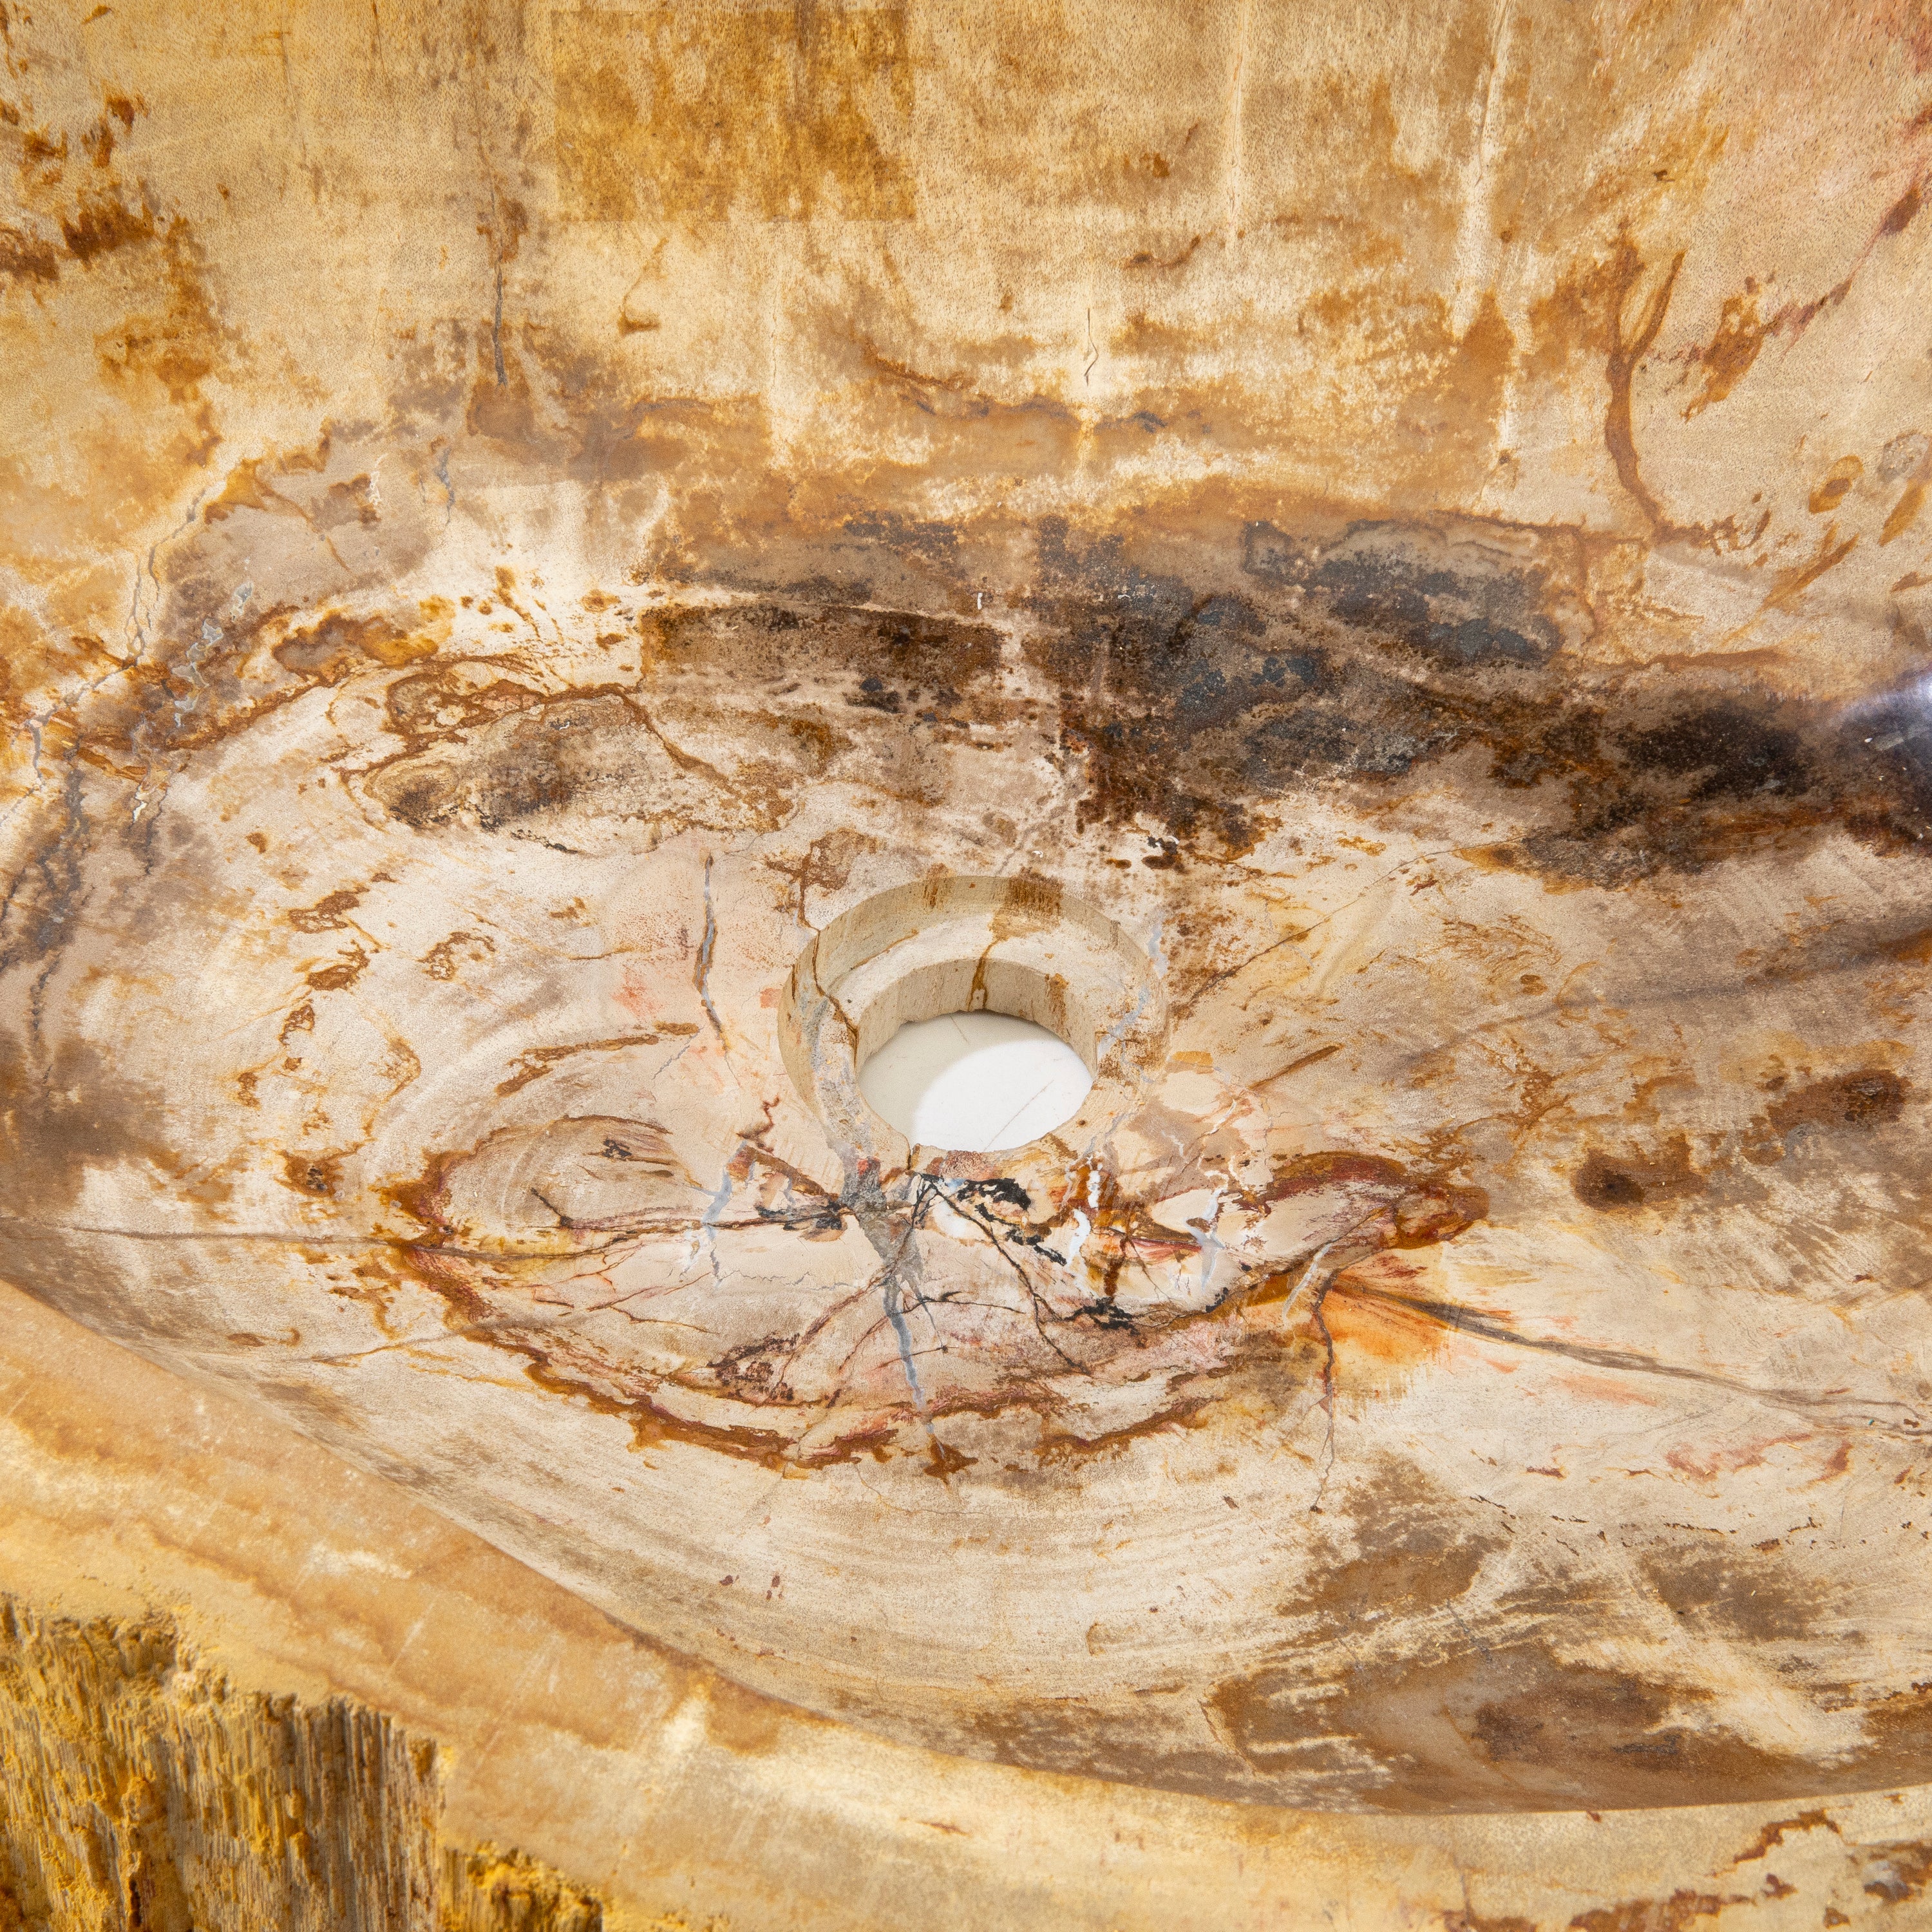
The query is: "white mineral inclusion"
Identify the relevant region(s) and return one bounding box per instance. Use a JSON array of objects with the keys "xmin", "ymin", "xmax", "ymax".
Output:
[{"xmin": 859, "ymin": 1011, "xmax": 1093, "ymax": 1151}]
